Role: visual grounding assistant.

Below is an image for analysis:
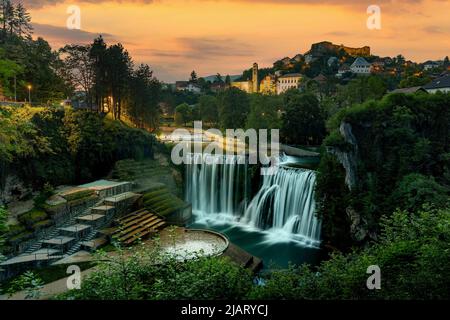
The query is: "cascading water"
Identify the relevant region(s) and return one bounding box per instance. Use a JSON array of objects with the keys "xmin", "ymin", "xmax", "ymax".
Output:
[
  {"xmin": 185, "ymin": 153, "xmax": 321, "ymax": 248},
  {"xmin": 185, "ymin": 153, "xmax": 248, "ymax": 219},
  {"xmin": 242, "ymin": 167, "xmax": 321, "ymax": 247}
]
